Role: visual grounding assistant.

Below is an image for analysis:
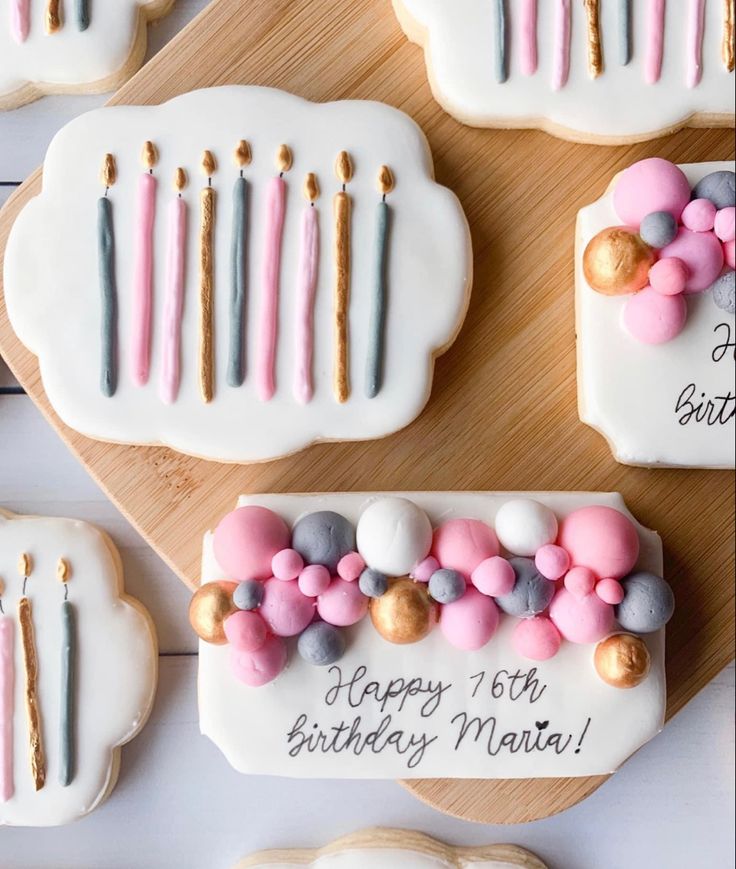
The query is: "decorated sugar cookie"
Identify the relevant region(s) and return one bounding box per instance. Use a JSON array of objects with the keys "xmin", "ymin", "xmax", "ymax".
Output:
[
  {"xmin": 576, "ymin": 159, "xmax": 735, "ymax": 468},
  {"xmin": 0, "ymin": 0, "xmax": 174, "ymax": 111},
  {"xmin": 3, "ymin": 86, "xmax": 472, "ymax": 463},
  {"xmin": 235, "ymin": 828, "xmax": 548, "ymax": 869},
  {"xmin": 392, "ymin": 0, "xmax": 735, "ymax": 142},
  {"xmin": 192, "ymin": 492, "xmax": 672, "ymax": 780},
  {"xmin": 0, "ymin": 508, "xmax": 157, "ymax": 826}
]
